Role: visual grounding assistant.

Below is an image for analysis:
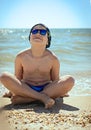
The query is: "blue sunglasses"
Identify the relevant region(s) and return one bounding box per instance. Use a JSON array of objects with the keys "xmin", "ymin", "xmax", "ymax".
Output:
[{"xmin": 31, "ymin": 29, "xmax": 47, "ymax": 36}]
